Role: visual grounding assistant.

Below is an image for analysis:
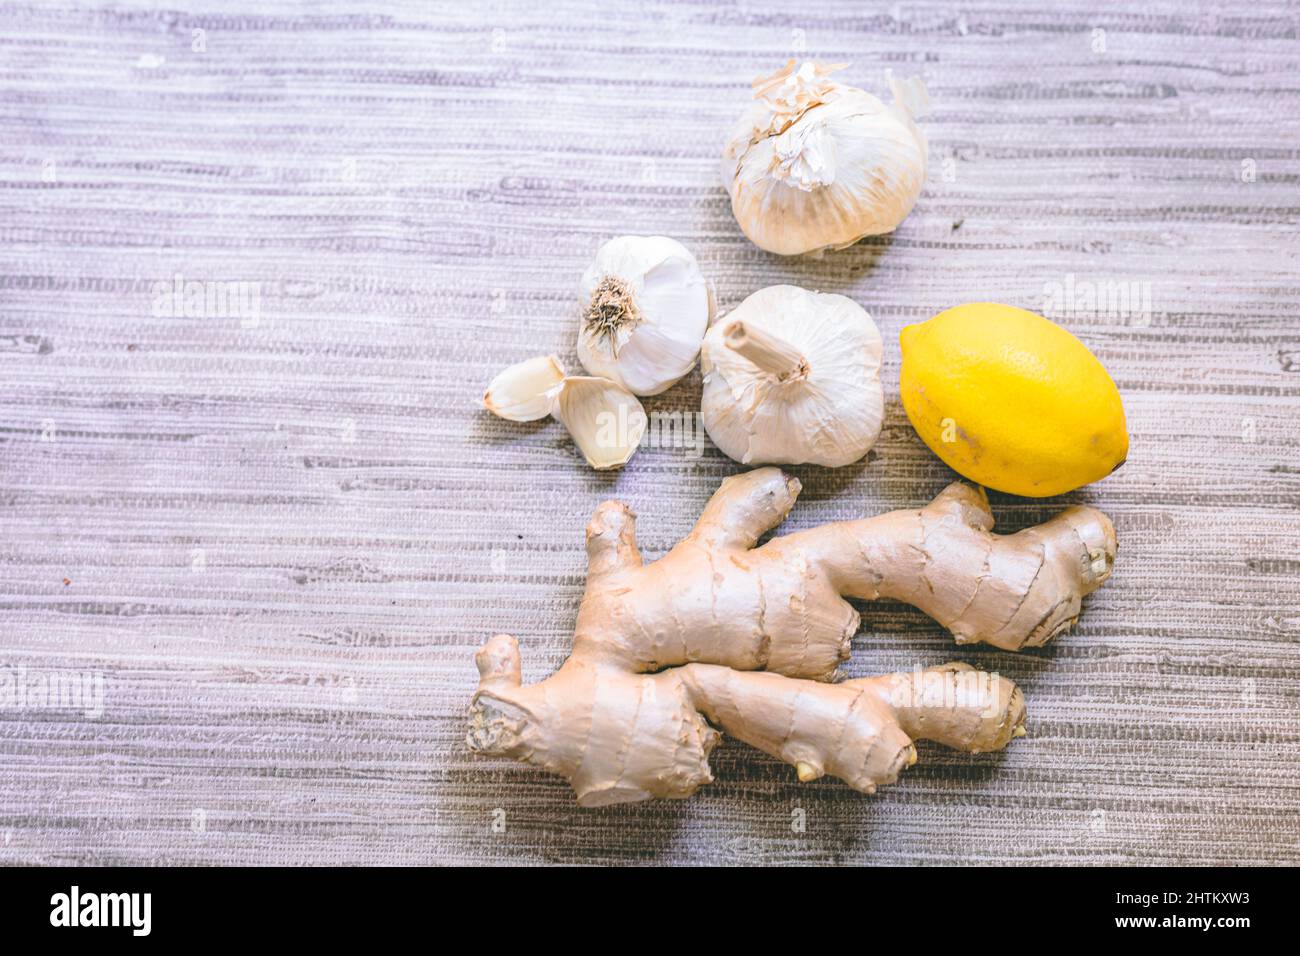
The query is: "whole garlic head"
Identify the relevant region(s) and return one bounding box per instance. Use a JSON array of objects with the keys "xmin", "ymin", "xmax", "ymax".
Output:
[
  {"xmin": 722, "ymin": 61, "xmax": 930, "ymax": 256},
  {"xmin": 700, "ymin": 285, "xmax": 883, "ymax": 467},
  {"xmin": 577, "ymin": 236, "xmax": 712, "ymax": 396}
]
